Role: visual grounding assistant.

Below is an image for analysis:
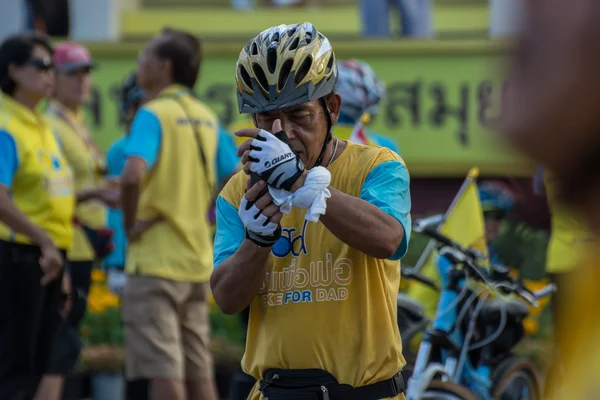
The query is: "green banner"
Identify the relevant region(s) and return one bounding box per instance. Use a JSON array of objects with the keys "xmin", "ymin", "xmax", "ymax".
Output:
[{"xmin": 84, "ymin": 43, "xmax": 529, "ymax": 177}]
